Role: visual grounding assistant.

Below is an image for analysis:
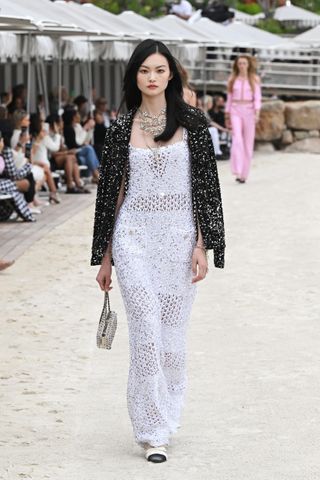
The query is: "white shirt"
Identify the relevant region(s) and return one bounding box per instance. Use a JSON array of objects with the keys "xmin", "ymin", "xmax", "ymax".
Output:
[
  {"xmin": 74, "ymin": 123, "xmax": 93, "ymax": 146},
  {"xmin": 32, "ymin": 133, "xmax": 61, "ymax": 165},
  {"xmin": 171, "ymin": 0, "xmax": 193, "ymax": 17},
  {"xmin": 11, "ymin": 129, "xmax": 21, "ymax": 149}
]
